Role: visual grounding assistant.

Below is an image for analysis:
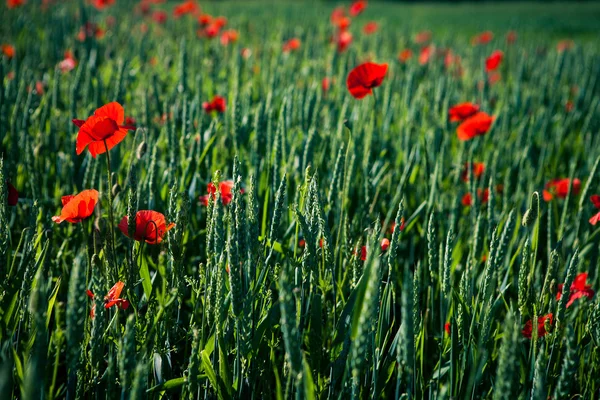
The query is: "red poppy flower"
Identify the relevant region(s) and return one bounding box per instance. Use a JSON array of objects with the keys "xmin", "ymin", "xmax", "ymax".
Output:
[
  {"xmin": 461, "ymin": 189, "xmax": 489, "ymax": 207},
  {"xmin": 34, "ymin": 81, "xmax": 45, "ymax": 95},
  {"xmin": 444, "ymin": 51, "xmax": 461, "ymax": 70},
  {"xmin": 471, "ymin": 31, "xmax": 493, "ymax": 46},
  {"xmin": 241, "ymin": 48, "xmax": 252, "ymax": 59},
  {"xmin": 449, "ymin": 102, "xmax": 480, "ymax": 122},
  {"xmin": 322, "ymin": 77, "xmax": 332, "ymax": 93},
  {"xmin": 542, "ymin": 178, "xmax": 581, "ymax": 202},
  {"xmin": 398, "ymin": 49, "xmax": 413, "ymax": 63},
  {"xmin": 59, "ymin": 50, "xmax": 77, "ymax": 73},
  {"xmin": 197, "ymin": 13, "xmax": 212, "ymax": 26},
  {"xmin": 118, "ymin": 210, "xmax": 175, "ymax": 244},
  {"xmin": 485, "ymin": 50, "xmax": 503, "ymax": 72},
  {"xmin": 330, "ymin": 6, "xmax": 346, "ymax": 24},
  {"xmin": 460, "ymin": 162, "xmax": 485, "ymax": 182},
  {"xmin": 220, "ymin": 30, "xmax": 239, "ymax": 46},
  {"xmin": 556, "ymin": 272, "xmax": 594, "ymax": 308},
  {"xmin": 334, "ymin": 16, "xmax": 351, "ymax": 31},
  {"xmin": 363, "ymin": 21, "xmax": 378, "ymax": 35},
  {"xmin": 202, "ymin": 95, "xmax": 226, "ymax": 114},
  {"xmin": 456, "ymin": 112, "xmax": 494, "ymax": 141},
  {"xmin": 419, "ymin": 45, "xmax": 433, "ymax": 65},
  {"xmin": 587, "ymin": 195, "xmax": 600, "ymax": 225},
  {"xmin": 565, "ymin": 101, "xmax": 574, "ymax": 113},
  {"xmin": 360, "ymin": 245, "xmax": 367, "ymax": 261},
  {"xmin": 199, "ymin": 180, "xmax": 243, "ymax": 206},
  {"xmin": 389, "ymin": 217, "xmax": 406, "ymax": 234},
  {"xmin": 506, "ymin": 31, "xmax": 517, "ymax": 44},
  {"xmin": 52, "ymin": 189, "xmax": 99, "ymax": 224},
  {"xmin": 444, "ymin": 322, "xmax": 451, "ymax": 336},
  {"xmin": 335, "ymin": 31, "xmax": 353, "ymax": 52},
  {"xmin": 380, "ymin": 238, "xmax": 390, "ymax": 252},
  {"xmin": 6, "ymin": 181, "xmax": 18, "ymax": 206},
  {"xmin": 152, "ymin": 10, "xmax": 167, "ymax": 24},
  {"xmin": 202, "ymin": 23, "xmax": 220, "ymax": 38},
  {"xmin": 522, "ymin": 313, "xmax": 553, "ymax": 339},
  {"xmin": 173, "ymin": 0, "xmax": 198, "ymax": 18},
  {"xmin": 87, "ymin": 281, "xmax": 130, "ymax": 318},
  {"xmin": 213, "ymin": 16, "xmax": 227, "ymax": 28},
  {"xmin": 414, "ymin": 30, "xmax": 432, "ymax": 44},
  {"xmin": 7, "ymin": 0, "xmax": 25, "ymax": 8},
  {"xmin": 72, "ymin": 102, "xmax": 135, "ymax": 158},
  {"xmin": 92, "ymin": 0, "xmax": 115, "ymax": 10},
  {"xmin": 346, "ymin": 62, "xmax": 388, "ymax": 99},
  {"xmin": 283, "ymin": 38, "xmax": 301, "ymax": 53},
  {"xmin": 1, "ymin": 44, "xmax": 15, "ymax": 59},
  {"xmin": 556, "ymin": 39, "xmax": 574, "ymax": 52},
  {"xmin": 349, "ymin": 0, "xmax": 366, "ymax": 16},
  {"xmin": 78, "ymin": 22, "xmax": 104, "ymax": 41}
]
